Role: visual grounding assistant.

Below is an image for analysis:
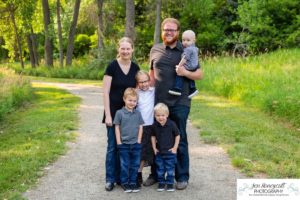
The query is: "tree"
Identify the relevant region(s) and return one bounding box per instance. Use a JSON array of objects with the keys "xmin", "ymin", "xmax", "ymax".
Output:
[
  {"xmin": 125, "ymin": 0, "xmax": 135, "ymax": 40},
  {"xmin": 42, "ymin": 0, "xmax": 53, "ymax": 67},
  {"xmin": 97, "ymin": 0, "xmax": 104, "ymax": 50},
  {"xmin": 154, "ymin": 0, "xmax": 161, "ymax": 44},
  {"xmin": 7, "ymin": 3, "xmax": 24, "ymax": 68},
  {"xmin": 66, "ymin": 0, "xmax": 81, "ymax": 66},
  {"xmin": 56, "ymin": 0, "xmax": 64, "ymax": 66}
]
